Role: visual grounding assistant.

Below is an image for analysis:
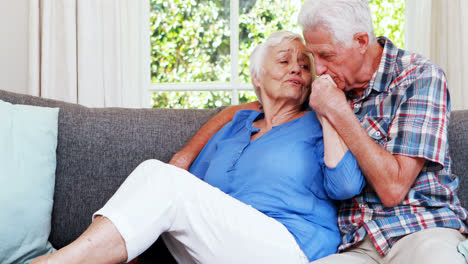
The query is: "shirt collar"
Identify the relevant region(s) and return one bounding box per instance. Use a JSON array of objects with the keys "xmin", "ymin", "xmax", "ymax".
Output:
[
  {"xmin": 346, "ymin": 37, "xmax": 398, "ymax": 100},
  {"xmin": 245, "ymin": 110, "xmax": 262, "ymax": 132}
]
